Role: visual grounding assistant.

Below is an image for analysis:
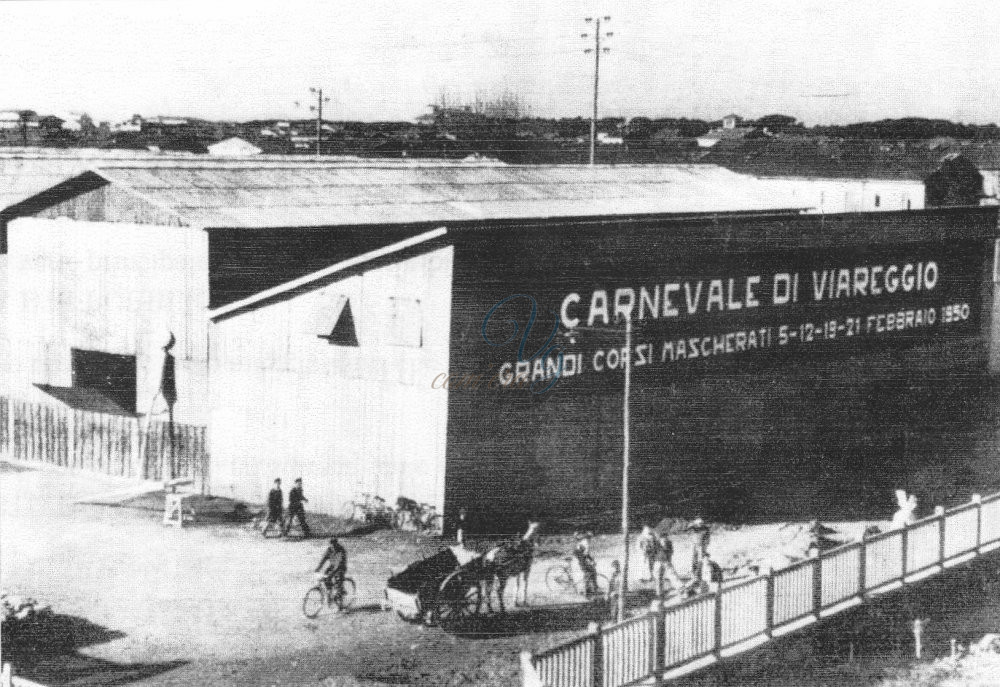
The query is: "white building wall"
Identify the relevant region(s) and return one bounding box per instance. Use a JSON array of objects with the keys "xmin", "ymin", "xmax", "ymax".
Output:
[
  {"xmin": 209, "ymin": 246, "xmax": 453, "ymax": 516},
  {"xmin": 0, "ymin": 256, "xmax": 6, "ymax": 382},
  {"xmin": 5, "ymin": 217, "xmax": 209, "ymax": 423},
  {"xmin": 758, "ymin": 177, "xmax": 925, "ymax": 213},
  {"xmin": 980, "ymin": 170, "xmax": 1000, "ymax": 201}
]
